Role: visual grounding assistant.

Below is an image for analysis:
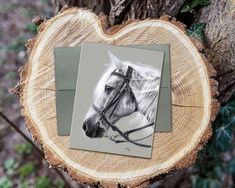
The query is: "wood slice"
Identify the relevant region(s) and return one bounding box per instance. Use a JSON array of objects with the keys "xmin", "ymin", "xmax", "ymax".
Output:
[{"xmin": 18, "ymin": 8, "xmax": 219, "ymax": 187}]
